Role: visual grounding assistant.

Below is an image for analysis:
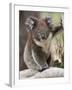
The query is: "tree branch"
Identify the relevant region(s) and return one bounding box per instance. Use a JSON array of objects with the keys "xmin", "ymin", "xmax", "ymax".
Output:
[{"xmin": 20, "ymin": 67, "xmax": 64, "ymax": 79}]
